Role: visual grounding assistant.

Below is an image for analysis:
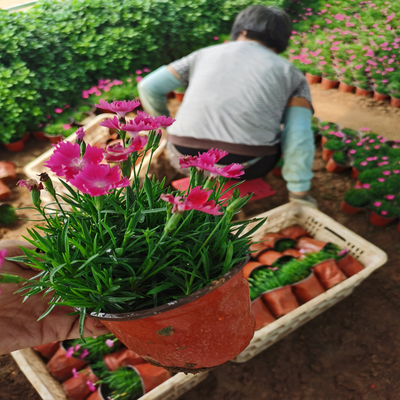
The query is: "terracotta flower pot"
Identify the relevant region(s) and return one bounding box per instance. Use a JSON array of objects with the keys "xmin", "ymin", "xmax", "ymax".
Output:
[
  {"xmin": 86, "ymin": 387, "xmax": 104, "ymax": 400},
  {"xmin": 291, "ymin": 272, "xmax": 325, "ymax": 303},
  {"xmin": 132, "ymin": 363, "xmax": 172, "ymax": 393},
  {"xmin": 243, "ymin": 261, "xmax": 264, "ymax": 280},
  {"xmin": 351, "ymin": 167, "xmax": 360, "ymax": 180},
  {"xmin": 23, "ymin": 133, "xmax": 30, "ymax": 142},
  {"xmin": 305, "ymin": 73, "xmax": 322, "ymax": 85},
  {"xmin": 336, "ymin": 254, "xmax": 364, "ymax": 277},
  {"xmin": 325, "ymin": 158, "xmax": 348, "ymax": 173},
  {"xmin": 321, "ymin": 78, "xmax": 339, "ymax": 90},
  {"xmin": 373, "ymin": 92, "xmax": 390, "ymax": 101},
  {"xmin": 258, "ymin": 251, "xmax": 283, "ymax": 266},
  {"xmin": 3, "ymin": 139, "xmax": 24, "ymax": 152},
  {"xmin": 45, "ymin": 134, "xmax": 64, "ymax": 144},
  {"xmin": 338, "ymin": 82, "xmax": 355, "ymax": 93},
  {"xmin": 47, "ymin": 343, "xmax": 88, "ymax": 381},
  {"xmin": 33, "ymin": 342, "xmax": 60, "ymax": 359},
  {"xmin": 355, "ymin": 87, "xmax": 372, "ymax": 97},
  {"xmin": 369, "ymin": 211, "xmax": 396, "ymax": 227},
  {"xmin": 390, "ymin": 97, "xmax": 400, "ymax": 108},
  {"xmin": 32, "ymin": 131, "xmax": 47, "ymax": 141},
  {"xmin": 322, "ymin": 147, "xmax": 335, "ymax": 161},
  {"xmin": 282, "ymin": 248, "xmax": 302, "ymax": 258},
  {"xmin": 296, "ymin": 237, "xmax": 327, "ymax": 253},
  {"xmin": 312, "ymin": 259, "xmax": 347, "ymax": 289},
  {"xmin": 279, "ymin": 225, "xmax": 310, "ymax": 240},
  {"xmin": 320, "ymin": 136, "xmax": 329, "ymax": 148},
  {"xmin": 397, "ymin": 221, "xmax": 400, "ymax": 233},
  {"xmin": 271, "ymin": 166, "xmax": 283, "ymax": 178},
  {"xmin": 251, "ymin": 298, "xmax": 275, "ymax": 330},
  {"xmin": 62, "ymin": 366, "xmax": 98, "ymax": 400},
  {"xmin": 91, "ymin": 260, "xmax": 255, "ymax": 373},
  {"xmin": 173, "ymin": 92, "xmax": 185, "ymax": 102},
  {"xmin": 250, "ymin": 242, "xmax": 268, "ymax": 259},
  {"xmin": 259, "ymin": 232, "xmax": 285, "ymax": 249},
  {"xmin": 261, "ymin": 286, "xmax": 299, "ymax": 318},
  {"xmin": 104, "ymin": 347, "xmax": 144, "ymax": 371},
  {"xmin": 340, "ymin": 200, "xmax": 364, "ymax": 215}
]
